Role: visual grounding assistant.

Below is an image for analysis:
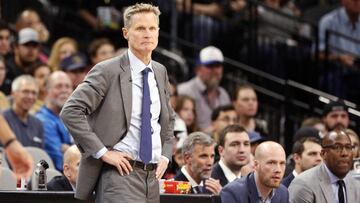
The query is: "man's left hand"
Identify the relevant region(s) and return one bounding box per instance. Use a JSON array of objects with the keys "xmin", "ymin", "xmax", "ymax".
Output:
[
  {"xmin": 204, "ymin": 178, "xmax": 222, "ymax": 195},
  {"xmin": 155, "ymin": 156, "xmax": 169, "ymax": 179}
]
